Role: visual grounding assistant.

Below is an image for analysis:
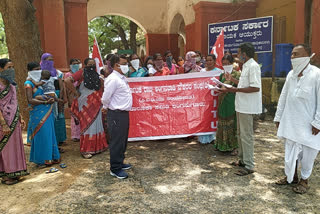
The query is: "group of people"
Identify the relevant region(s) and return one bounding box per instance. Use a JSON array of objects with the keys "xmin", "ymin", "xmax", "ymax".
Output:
[{"xmin": 0, "ymin": 42, "xmax": 319, "ymax": 194}]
